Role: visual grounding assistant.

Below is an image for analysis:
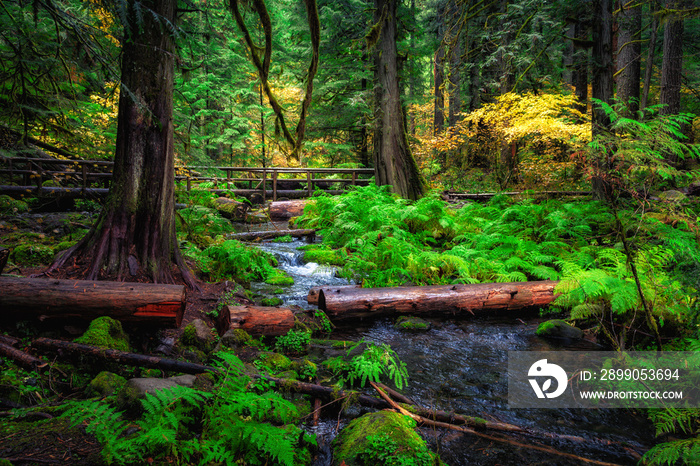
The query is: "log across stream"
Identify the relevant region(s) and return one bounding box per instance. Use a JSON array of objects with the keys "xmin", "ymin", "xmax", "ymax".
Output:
[{"xmin": 250, "ymin": 236, "xmax": 654, "ymax": 465}]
